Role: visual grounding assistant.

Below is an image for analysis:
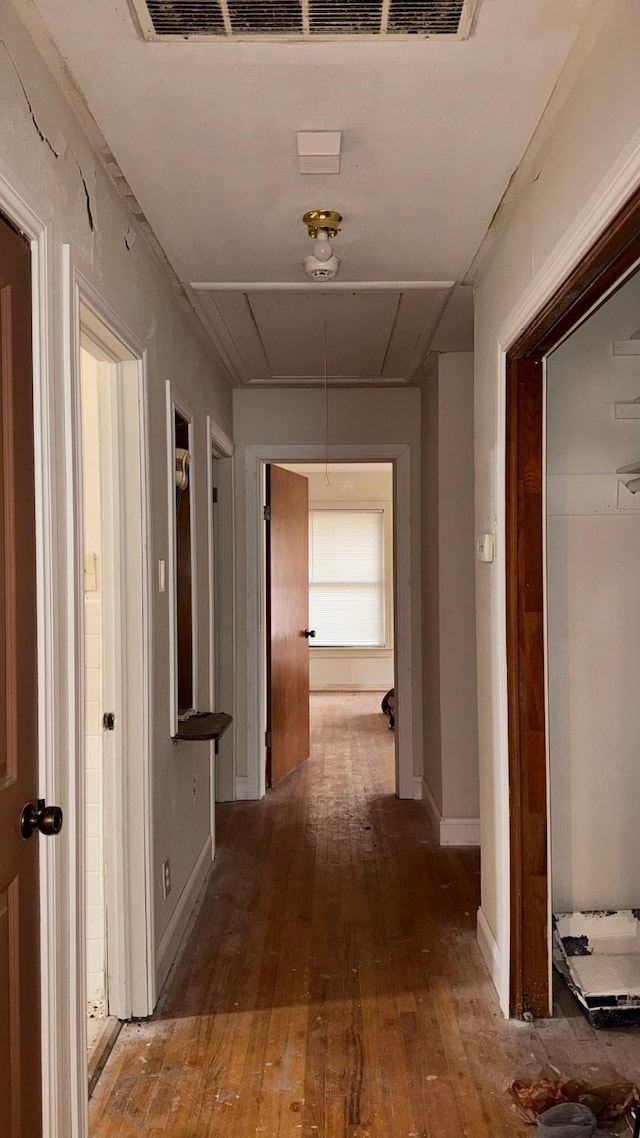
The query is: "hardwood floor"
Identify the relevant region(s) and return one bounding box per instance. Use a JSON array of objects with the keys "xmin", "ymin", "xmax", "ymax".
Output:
[{"xmin": 90, "ymin": 692, "xmax": 640, "ymax": 1137}]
